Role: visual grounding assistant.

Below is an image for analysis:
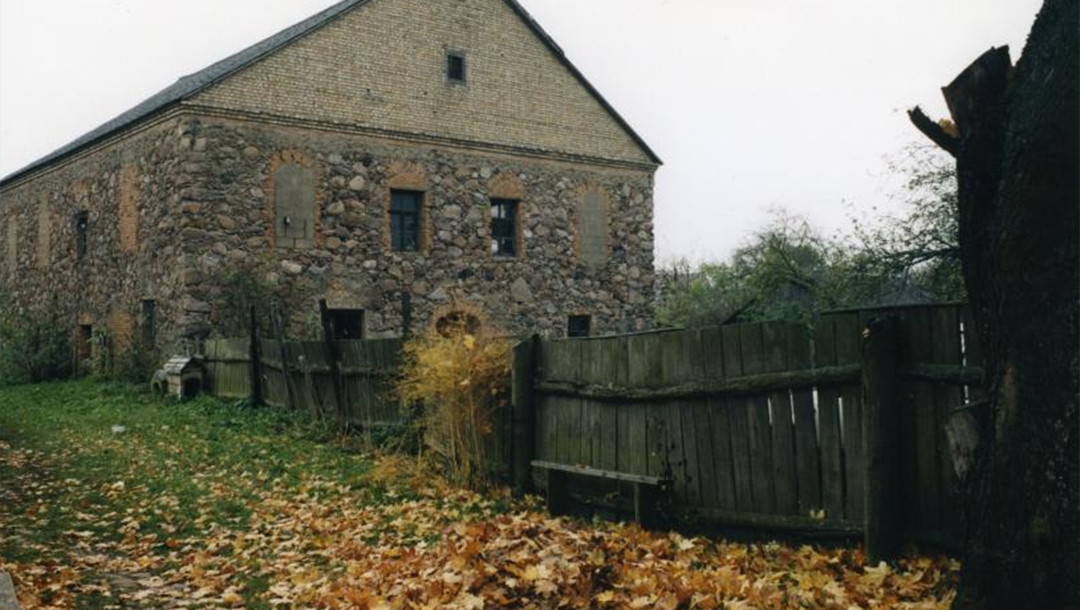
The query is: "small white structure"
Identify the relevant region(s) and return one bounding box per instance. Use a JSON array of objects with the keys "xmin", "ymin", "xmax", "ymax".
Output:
[{"xmin": 156, "ymin": 356, "xmax": 206, "ymax": 400}]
